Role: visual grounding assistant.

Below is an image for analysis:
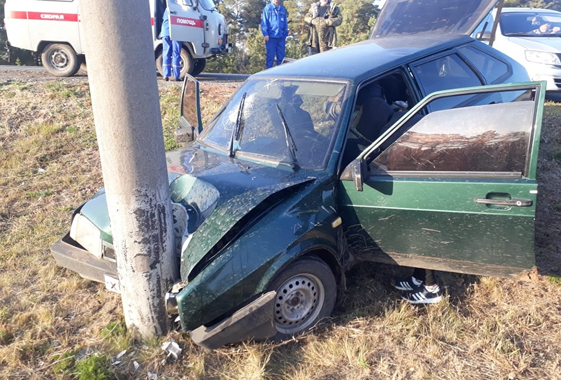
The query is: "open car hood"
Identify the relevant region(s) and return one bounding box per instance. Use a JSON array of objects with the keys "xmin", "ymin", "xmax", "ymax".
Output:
[{"xmin": 371, "ymin": 0, "xmax": 499, "ymax": 38}]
